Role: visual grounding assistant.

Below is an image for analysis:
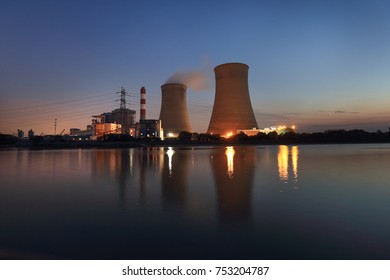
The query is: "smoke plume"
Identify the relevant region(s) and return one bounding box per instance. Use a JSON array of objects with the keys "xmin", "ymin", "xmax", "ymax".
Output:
[{"xmin": 165, "ymin": 69, "xmax": 211, "ymax": 92}]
